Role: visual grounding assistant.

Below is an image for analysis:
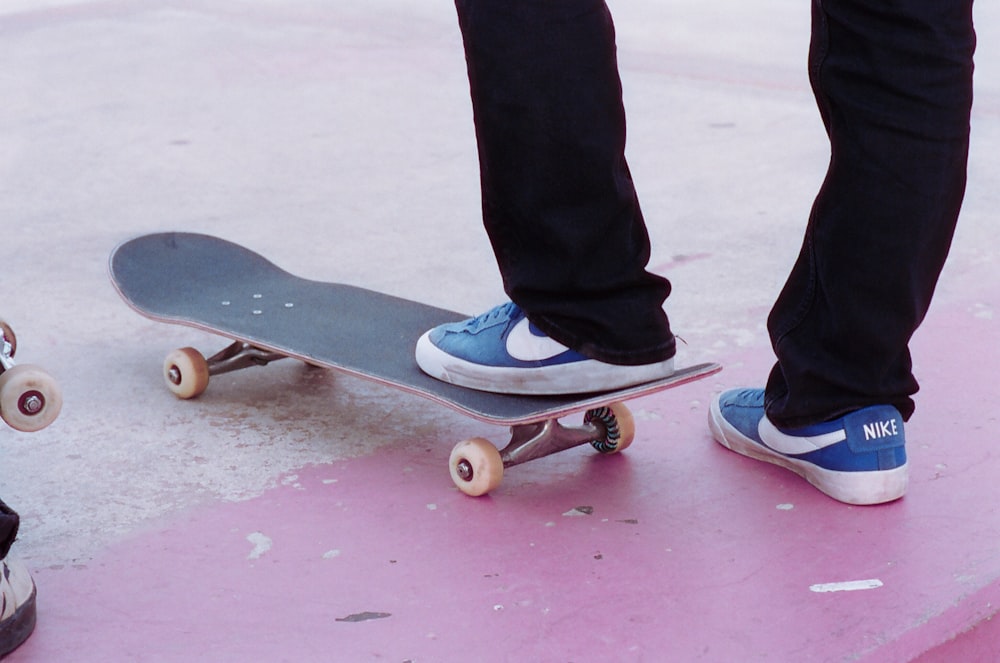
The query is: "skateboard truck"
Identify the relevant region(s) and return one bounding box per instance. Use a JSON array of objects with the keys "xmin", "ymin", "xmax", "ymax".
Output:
[
  {"xmin": 200, "ymin": 341, "xmax": 284, "ymax": 379},
  {"xmin": 449, "ymin": 404, "xmax": 633, "ymax": 497},
  {"xmin": 159, "ymin": 338, "xmax": 636, "ymax": 498},
  {"xmin": 163, "ymin": 342, "xmax": 289, "ymax": 398},
  {"xmin": 0, "ymin": 329, "xmax": 15, "ymax": 372}
]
